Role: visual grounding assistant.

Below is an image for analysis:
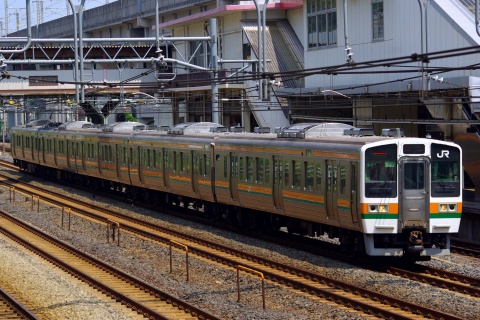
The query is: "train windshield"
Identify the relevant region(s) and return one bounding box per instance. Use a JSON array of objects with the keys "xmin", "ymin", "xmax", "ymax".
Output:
[
  {"xmin": 431, "ymin": 144, "xmax": 461, "ymax": 197},
  {"xmin": 365, "ymin": 144, "xmax": 397, "ymax": 198}
]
